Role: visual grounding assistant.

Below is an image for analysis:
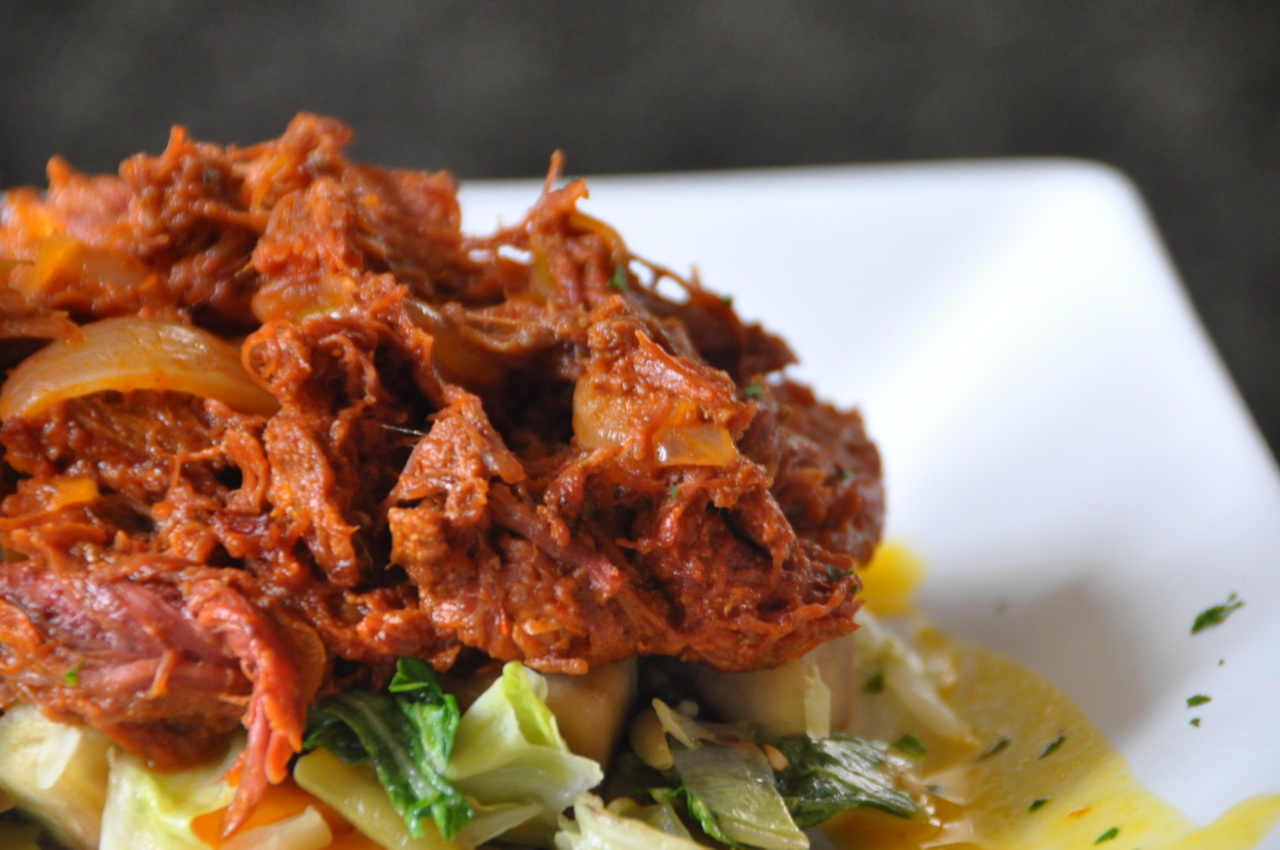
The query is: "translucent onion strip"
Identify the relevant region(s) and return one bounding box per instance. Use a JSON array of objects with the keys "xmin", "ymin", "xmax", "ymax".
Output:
[{"xmin": 0, "ymin": 317, "xmax": 279, "ymax": 421}]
